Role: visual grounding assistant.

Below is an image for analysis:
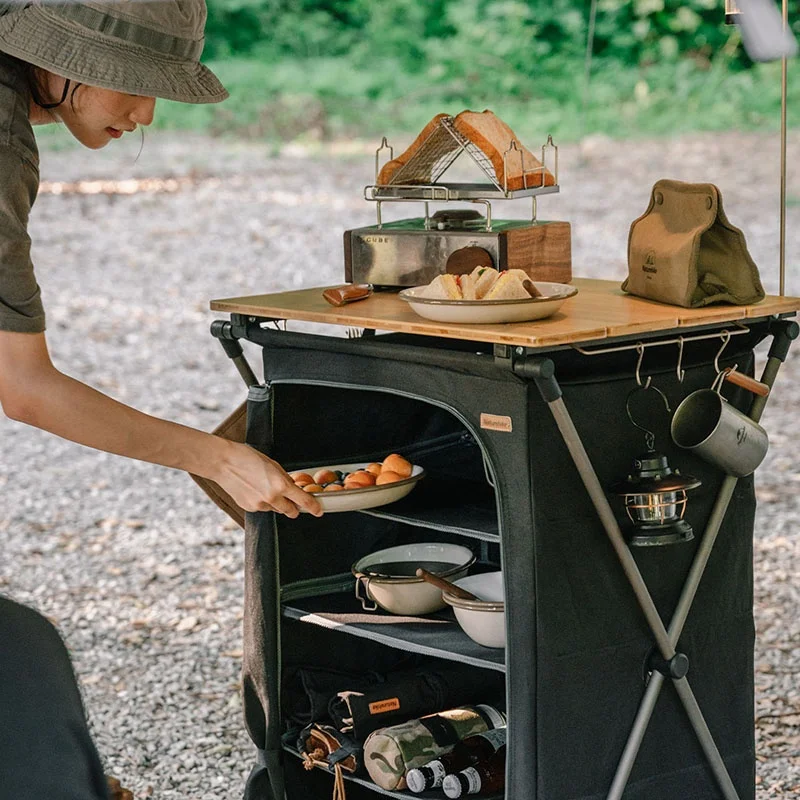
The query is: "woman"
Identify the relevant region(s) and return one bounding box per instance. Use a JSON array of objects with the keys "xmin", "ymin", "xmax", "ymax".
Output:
[{"xmin": 0, "ymin": 2, "xmax": 321, "ymax": 797}]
